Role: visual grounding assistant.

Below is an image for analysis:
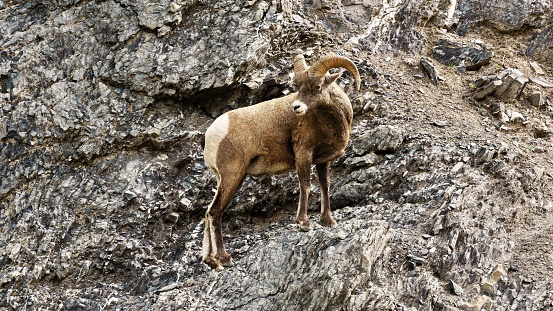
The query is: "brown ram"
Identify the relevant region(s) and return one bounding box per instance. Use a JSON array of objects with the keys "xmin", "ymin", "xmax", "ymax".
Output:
[{"xmin": 202, "ymin": 54, "xmax": 361, "ymax": 270}]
